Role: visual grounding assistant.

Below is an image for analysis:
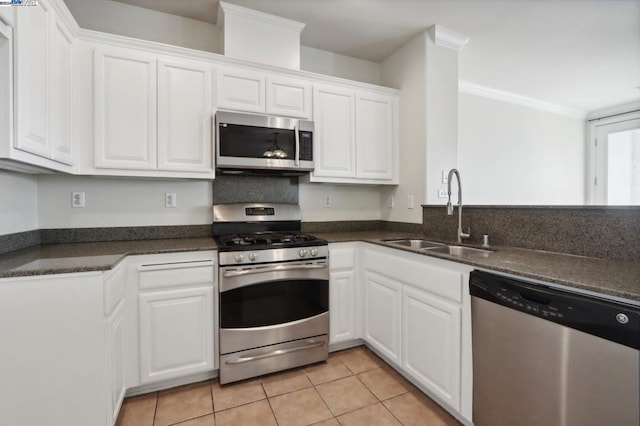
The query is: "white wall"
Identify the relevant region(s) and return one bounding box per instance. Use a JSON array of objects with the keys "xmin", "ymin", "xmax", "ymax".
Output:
[
  {"xmin": 300, "ymin": 46, "xmax": 381, "ymax": 85},
  {"xmin": 0, "ymin": 171, "xmax": 38, "ymax": 235},
  {"xmin": 379, "ymin": 32, "xmax": 428, "ymax": 224},
  {"xmin": 63, "ymin": 0, "xmax": 383, "ymax": 86},
  {"xmin": 424, "ymin": 32, "xmax": 460, "ymax": 205},
  {"xmin": 37, "ymin": 175, "xmax": 212, "ymax": 229},
  {"xmin": 299, "ymin": 183, "xmax": 381, "ymax": 222},
  {"xmin": 458, "ymin": 92, "xmax": 585, "ymax": 205},
  {"xmin": 63, "ymin": 0, "xmax": 221, "ymax": 52}
]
